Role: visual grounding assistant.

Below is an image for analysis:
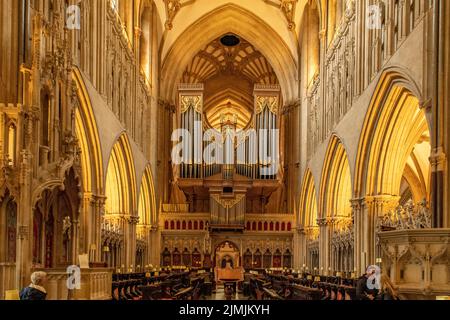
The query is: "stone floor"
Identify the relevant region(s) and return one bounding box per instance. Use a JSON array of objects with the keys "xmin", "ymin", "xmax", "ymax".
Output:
[{"xmin": 203, "ymin": 284, "xmax": 249, "ymax": 300}]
